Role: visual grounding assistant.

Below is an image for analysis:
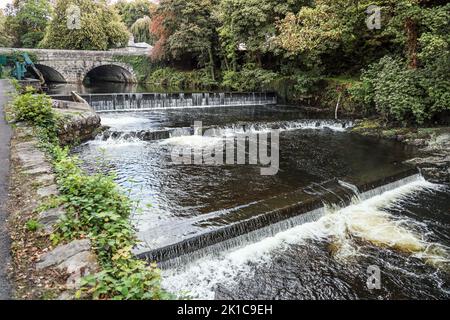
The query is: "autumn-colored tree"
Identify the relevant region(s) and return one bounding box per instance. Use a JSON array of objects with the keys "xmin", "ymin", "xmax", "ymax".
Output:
[{"xmin": 149, "ymin": 11, "xmax": 170, "ymax": 60}]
